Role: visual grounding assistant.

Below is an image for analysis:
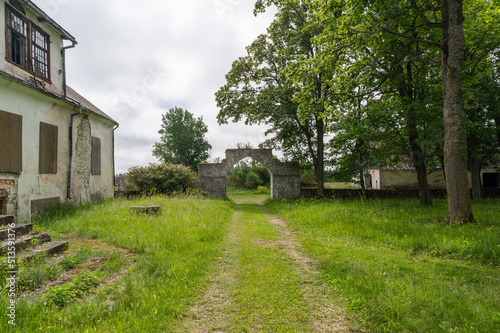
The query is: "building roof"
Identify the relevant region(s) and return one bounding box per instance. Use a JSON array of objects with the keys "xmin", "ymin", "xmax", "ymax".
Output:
[
  {"xmin": 20, "ymin": 0, "xmax": 77, "ymax": 44},
  {"xmin": 66, "ymin": 86, "xmax": 118, "ymax": 125}
]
